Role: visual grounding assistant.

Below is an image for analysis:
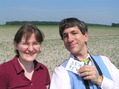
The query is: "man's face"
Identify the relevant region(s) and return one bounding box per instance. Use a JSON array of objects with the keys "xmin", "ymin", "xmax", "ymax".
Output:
[{"xmin": 62, "ymin": 26, "xmax": 88, "ymax": 56}]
